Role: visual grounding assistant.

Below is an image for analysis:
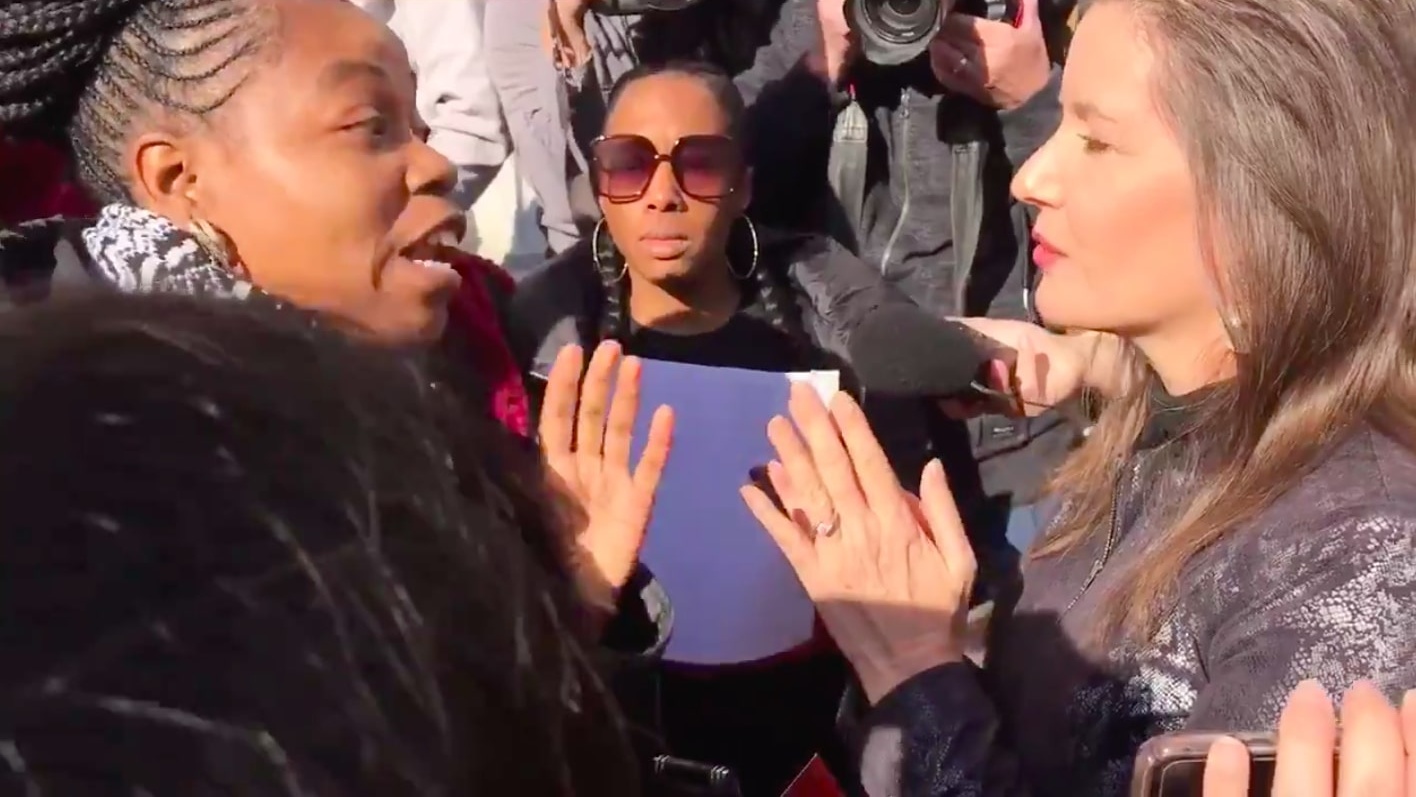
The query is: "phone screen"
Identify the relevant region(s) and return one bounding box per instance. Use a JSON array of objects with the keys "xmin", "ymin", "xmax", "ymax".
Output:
[{"xmin": 1153, "ymin": 756, "xmax": 1277, "ymax": 797}]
